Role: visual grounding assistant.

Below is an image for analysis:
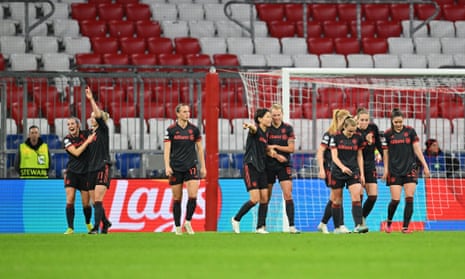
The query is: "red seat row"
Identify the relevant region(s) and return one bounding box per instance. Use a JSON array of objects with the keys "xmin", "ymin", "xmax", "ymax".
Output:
[
  {"xmin": 87, "ymin": 37, "xmax": 201, "ymax": 55},
  {"xmin": 306, "ymin": 37, "xmax": 388, "ymax": 55},
  {"xmin": 71, "ymin": 2, "xmax": 151, "ymax": 22},
  {"xmin": 268, "ymin": 20, "xmax": 402, "ymax": 39},
  {"xmin": 75, "ymin": 53, "xmax": 239, "ymax": 72},
  {"xmin": 80, "ymin": 19, "xmax": 161, "ymax": 38},
  {"xmin": 256, "ymin": 2, "xmax": 465, "ymax": 23}
]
